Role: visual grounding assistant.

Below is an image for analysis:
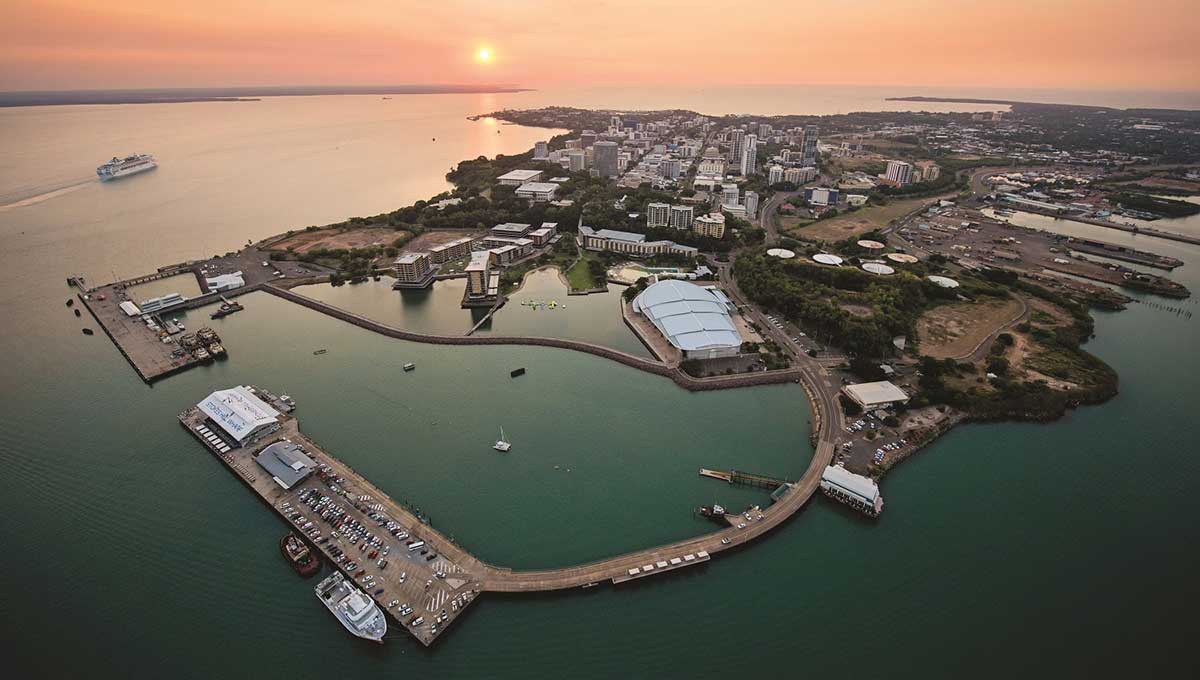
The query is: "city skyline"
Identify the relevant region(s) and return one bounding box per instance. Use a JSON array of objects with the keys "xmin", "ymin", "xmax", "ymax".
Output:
[{"xmin": 2, "ymin": 0, "xmax": 1198, "ymax": 92}]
